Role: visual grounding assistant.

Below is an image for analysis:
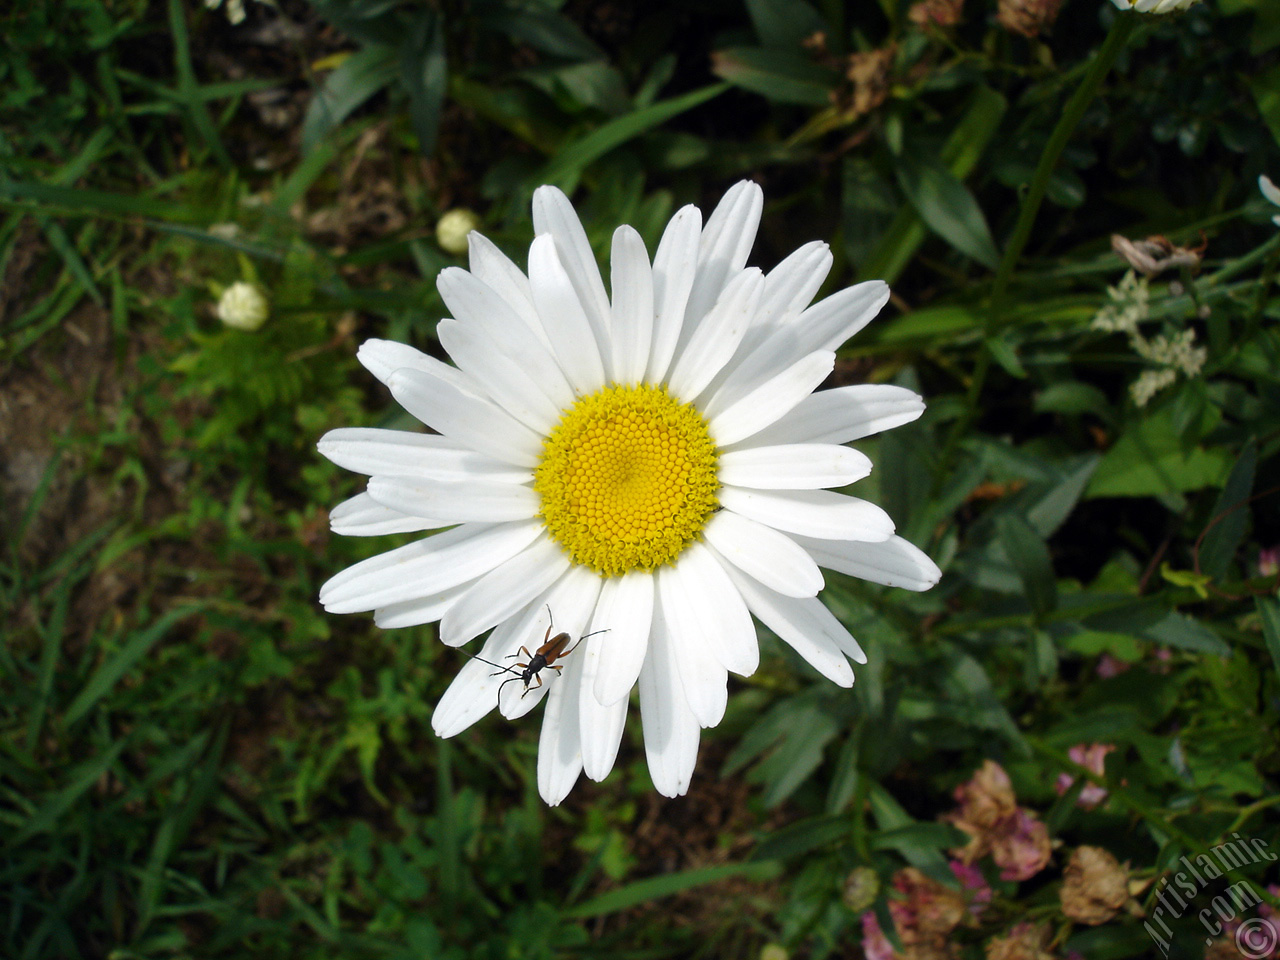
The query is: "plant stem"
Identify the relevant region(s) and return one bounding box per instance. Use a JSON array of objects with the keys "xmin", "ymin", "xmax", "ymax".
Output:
[{"xmin": 989, "ymin": 13, "xmax": 1138, "ymax": 318}]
